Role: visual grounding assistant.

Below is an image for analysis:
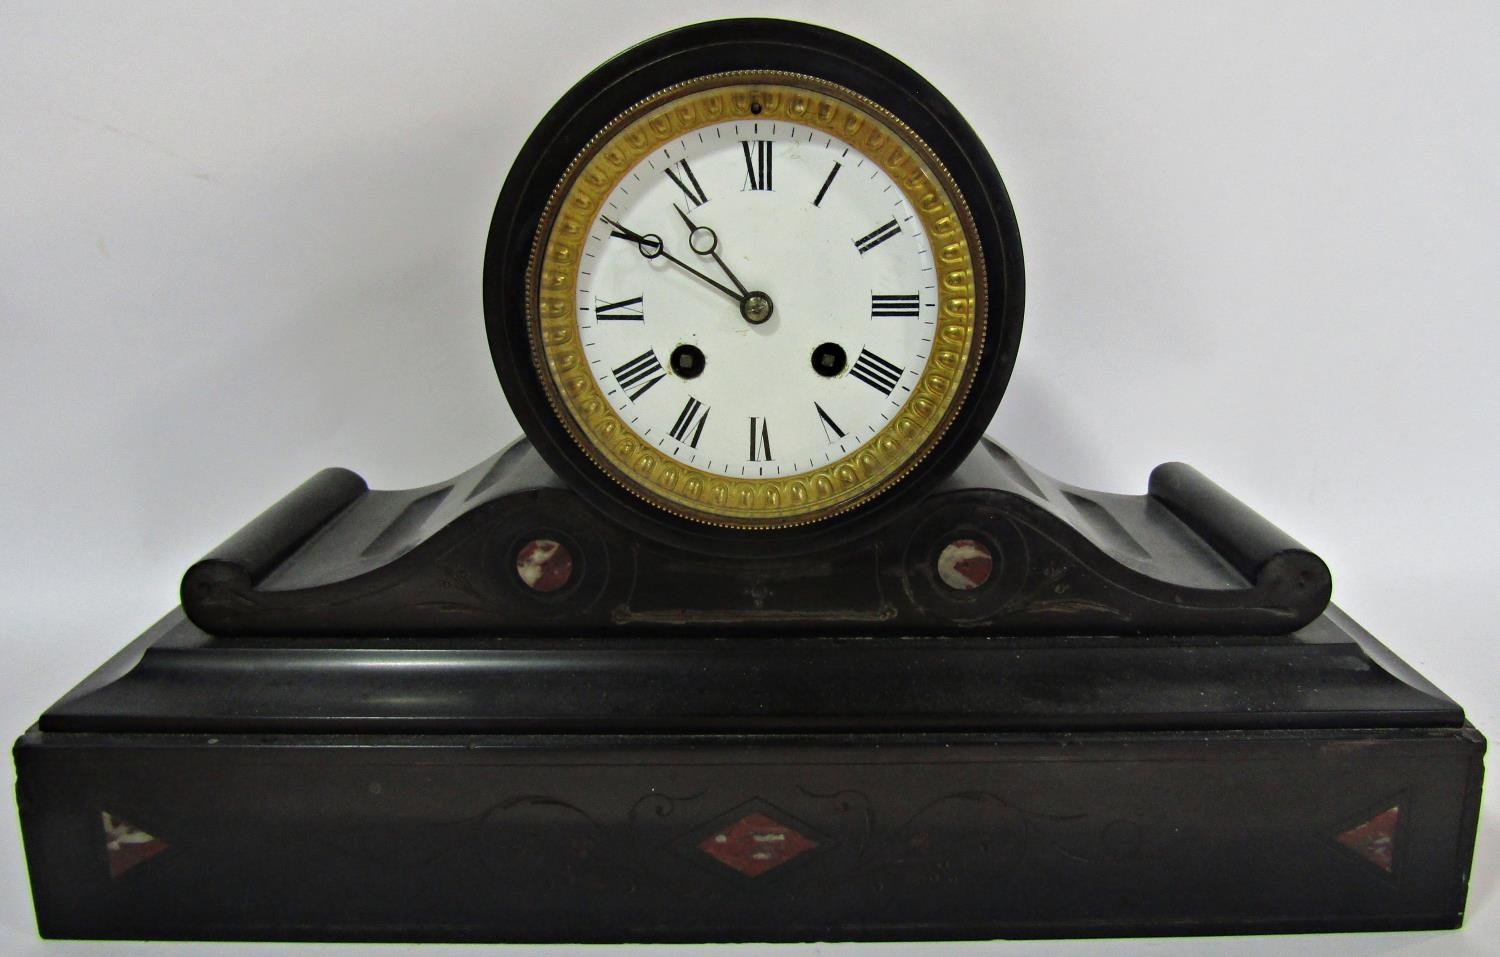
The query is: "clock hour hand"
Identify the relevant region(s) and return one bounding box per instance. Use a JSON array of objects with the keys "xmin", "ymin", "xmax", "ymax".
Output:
[
  {"xmin": 672, "ymin": 203, "xmax": 750, "ymax": 297},
  {"xmin": 600, "ymin": 216, "xmax": 743, "ymax": 303},
  {"xmin": 670, "ymin": 205, "xmax": 774, "ymax": 325}
]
